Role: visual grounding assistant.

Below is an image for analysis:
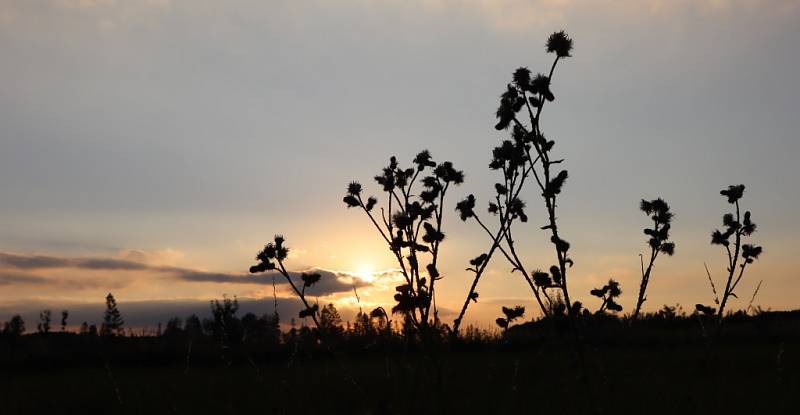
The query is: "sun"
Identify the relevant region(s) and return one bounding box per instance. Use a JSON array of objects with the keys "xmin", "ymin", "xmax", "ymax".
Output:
[{"xmin": 355, "ymin": 263, "xmax": 376, "ymax": 283}]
